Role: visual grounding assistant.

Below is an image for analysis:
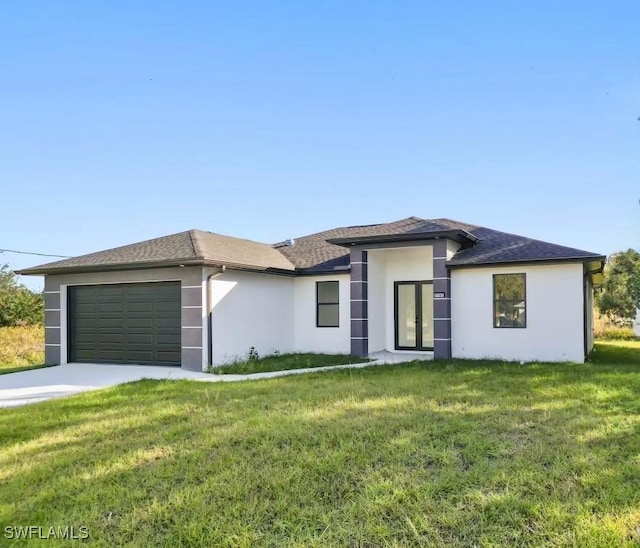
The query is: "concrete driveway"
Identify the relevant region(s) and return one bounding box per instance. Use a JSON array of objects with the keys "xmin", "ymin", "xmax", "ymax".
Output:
[{"xmin": 0, "ymin": 364, "xmax": 212, "ymax": 408}]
